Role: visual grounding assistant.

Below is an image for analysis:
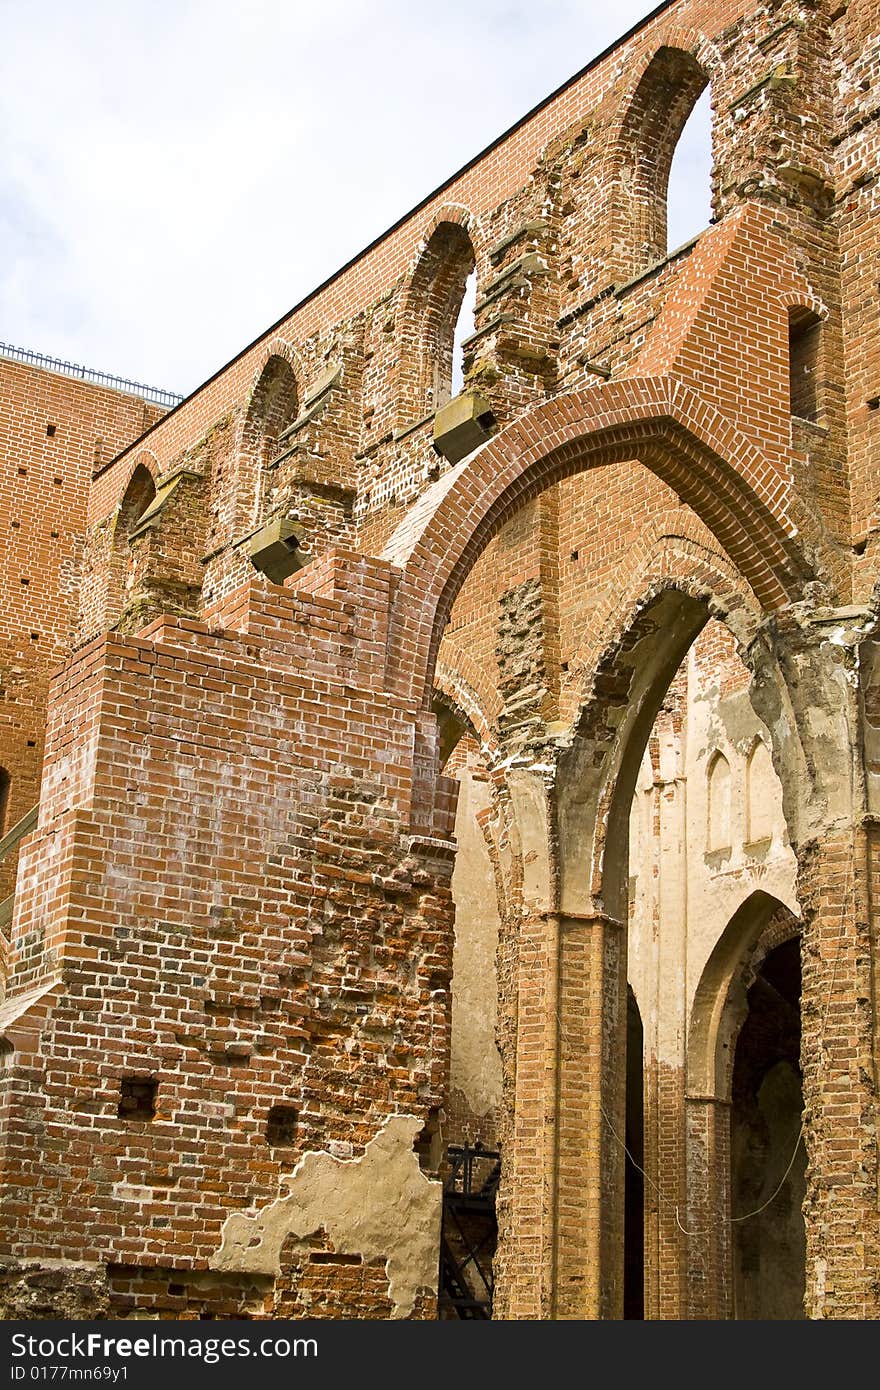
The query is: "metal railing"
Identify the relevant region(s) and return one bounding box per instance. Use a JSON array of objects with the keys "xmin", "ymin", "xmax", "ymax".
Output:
[{"xmin": 0, "ymin": 341, "xmax": 183, "ymax": 409}]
